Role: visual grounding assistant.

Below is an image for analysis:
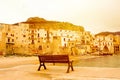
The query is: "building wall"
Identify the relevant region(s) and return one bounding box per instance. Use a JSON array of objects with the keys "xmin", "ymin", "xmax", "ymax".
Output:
[
  {"xmin": 93, "ymin": 34, "xmax": 120, "ymax": 54},
  {"xmin": 0, "ymin": 24, "xmax": 7, "ymax": 55},
  {"xmin": 0, "ymin": 27, "xmax": 6, "ymax": 55},
  {"xmin": 3, "ymin": 22, "xmax": 120, "ymax": 56}
]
